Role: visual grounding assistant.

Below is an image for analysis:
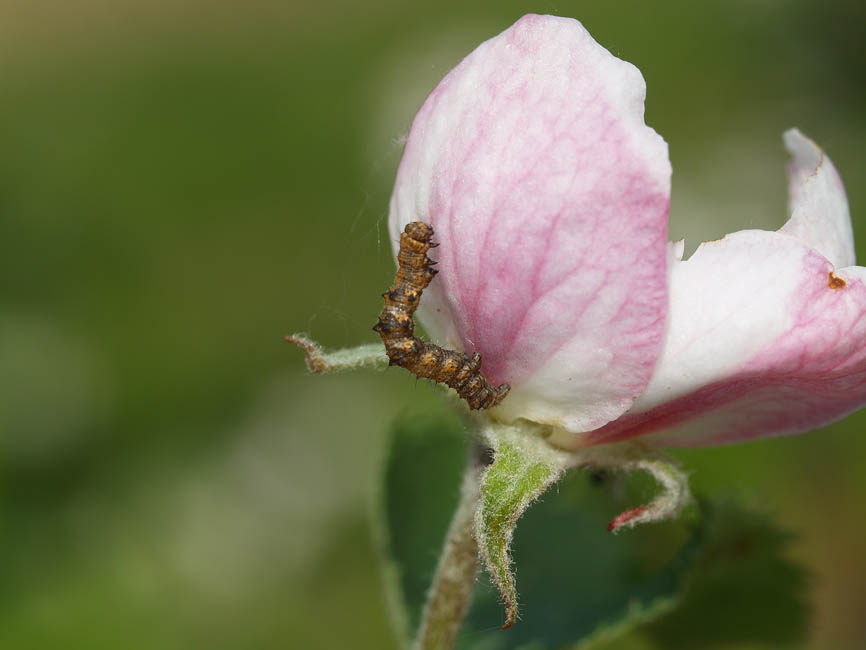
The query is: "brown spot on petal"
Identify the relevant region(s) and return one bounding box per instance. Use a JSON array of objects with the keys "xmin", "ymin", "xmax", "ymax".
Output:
[{"xmin": 828, "ymin": 272, "xmax": 846, "ymax": 289}]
